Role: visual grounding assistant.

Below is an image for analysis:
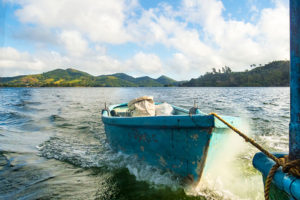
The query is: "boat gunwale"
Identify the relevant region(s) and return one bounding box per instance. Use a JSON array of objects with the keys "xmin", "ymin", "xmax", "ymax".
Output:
[{"xmin": 102, "ymin": 103, "xmax": 215, "ymax": 128}]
